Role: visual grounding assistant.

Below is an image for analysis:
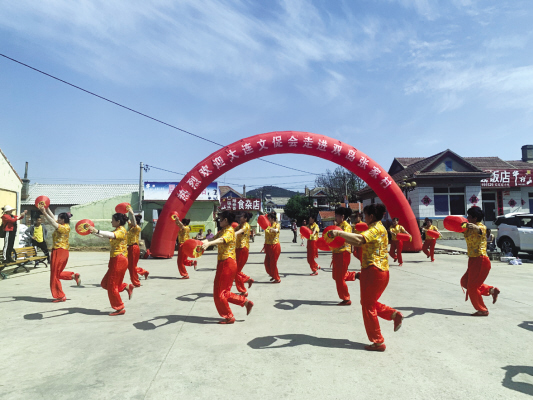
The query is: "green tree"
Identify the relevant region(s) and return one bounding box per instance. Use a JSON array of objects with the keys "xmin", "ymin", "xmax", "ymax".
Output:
[{"xmin": 284, "ymin": 194, "xmax": 314, "ymax": 224}]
